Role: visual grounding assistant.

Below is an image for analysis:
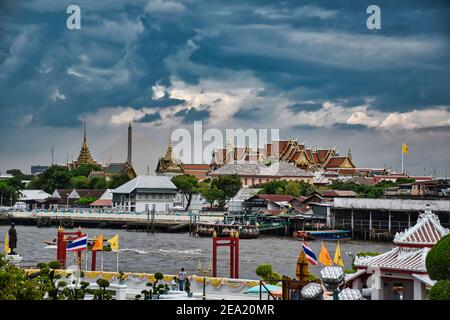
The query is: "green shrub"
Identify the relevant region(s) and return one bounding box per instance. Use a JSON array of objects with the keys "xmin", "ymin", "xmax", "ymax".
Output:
[
  {"xmin": 36, "ymin": 262, "xmax": 48, "ymax": 269},
  {"xmin": 48, "ymin": 260, "xmax": 62, "ymax": 270},
  {"xmin": 429, "ymin": 280, "xmax": 450, "ymax": 300},
  {"xmin": 426, "ymin": 234, "xmax": 450, "ymax": 281},
  {"xmin": 255, "ymin": 264, "xmax": 273, "ymax": 279},
  {"xmin": 154, "ymin": 272, "xmax": 164, "ymax": 281}
]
